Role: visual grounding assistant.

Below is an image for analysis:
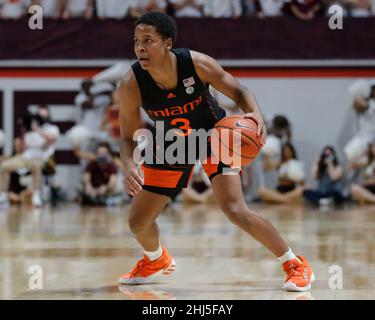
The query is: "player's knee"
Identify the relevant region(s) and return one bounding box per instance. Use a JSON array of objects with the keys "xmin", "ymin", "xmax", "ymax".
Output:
[
  {"xmin": 128, "ymin": 216, "xmax": 148, "ymax": 234},
  {"xmin": 221, "ymin": 202, "xmax": 249, "ymax": 226}
]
